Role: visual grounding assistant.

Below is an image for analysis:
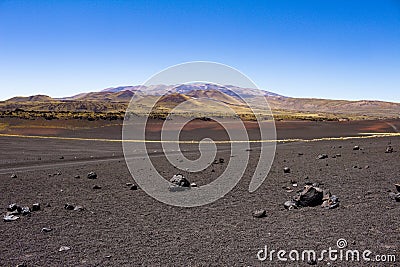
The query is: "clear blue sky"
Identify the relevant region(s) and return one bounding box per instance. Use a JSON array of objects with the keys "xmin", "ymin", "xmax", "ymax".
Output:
[{"xmin": 1, "ymin": 0, "xmax": 399, "ymax": 102}]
